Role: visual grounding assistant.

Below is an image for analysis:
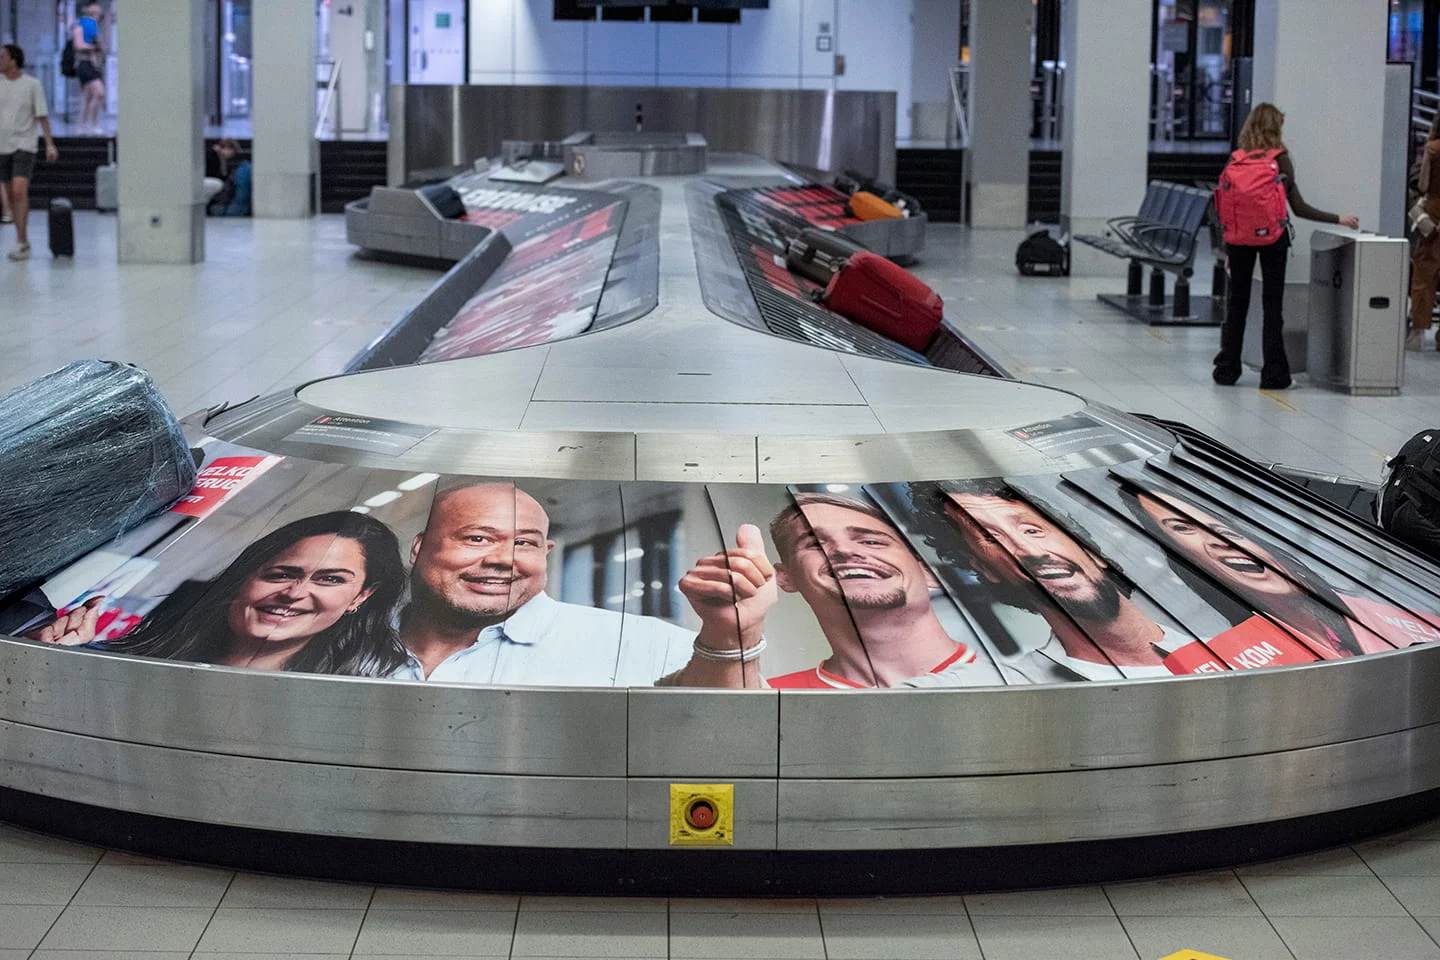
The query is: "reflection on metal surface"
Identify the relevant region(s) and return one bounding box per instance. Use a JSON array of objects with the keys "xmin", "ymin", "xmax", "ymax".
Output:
[
  {"xmin": 391, "ymin": 85, "xmax": 897, "ymax": 186},
  {"xmin": 776, "ymin": 722, "xmax": 1440, "ymax": 849},
  {"xmin": 0, "ymin": 719, "xmax": 630, "ymax": 848}
]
